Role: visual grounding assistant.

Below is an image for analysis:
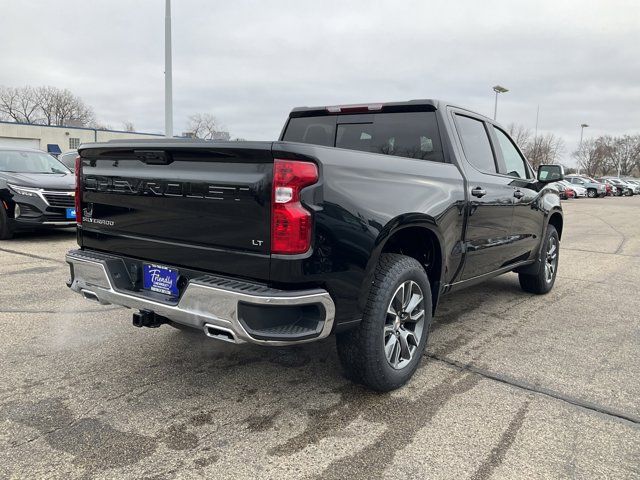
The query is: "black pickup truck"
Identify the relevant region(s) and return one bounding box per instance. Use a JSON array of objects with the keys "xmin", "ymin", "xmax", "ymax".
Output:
[{"xmin": 66, "ymin": 99, "xmax": 564, "ymax": 391}]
